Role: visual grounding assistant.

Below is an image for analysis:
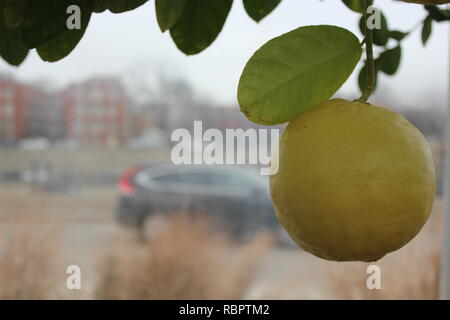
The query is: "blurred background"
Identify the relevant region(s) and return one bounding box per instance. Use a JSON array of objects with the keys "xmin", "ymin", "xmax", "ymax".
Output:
[{"xmin": 0, "ymin": 0, "xmax": 448, "ymax": 299}]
